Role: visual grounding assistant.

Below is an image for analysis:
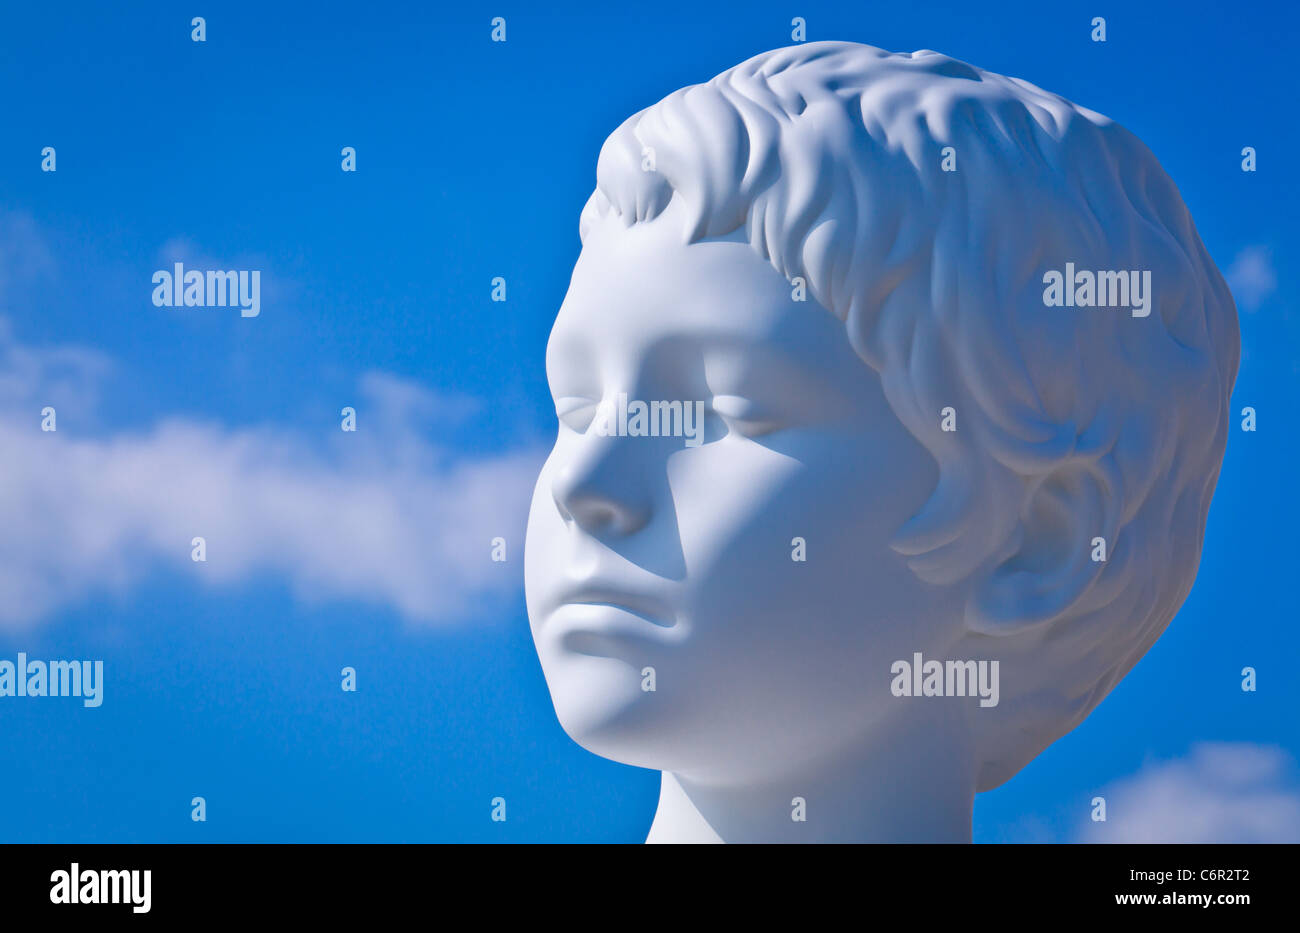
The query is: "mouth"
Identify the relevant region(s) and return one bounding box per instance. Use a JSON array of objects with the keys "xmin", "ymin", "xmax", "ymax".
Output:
[
  {"xmin": 553, "ymin": 586, "xmax": 676, "ymax": 629},
  {"xmin": 537, "ymin": 578, "xmax": 681, "ymax": 661}
]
